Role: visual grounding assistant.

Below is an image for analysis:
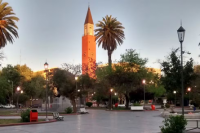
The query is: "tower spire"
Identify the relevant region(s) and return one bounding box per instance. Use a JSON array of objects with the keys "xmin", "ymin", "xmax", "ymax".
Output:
[{"xmin": 84, "ymin": 6, "xmax": 93, "ymax": 24}]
